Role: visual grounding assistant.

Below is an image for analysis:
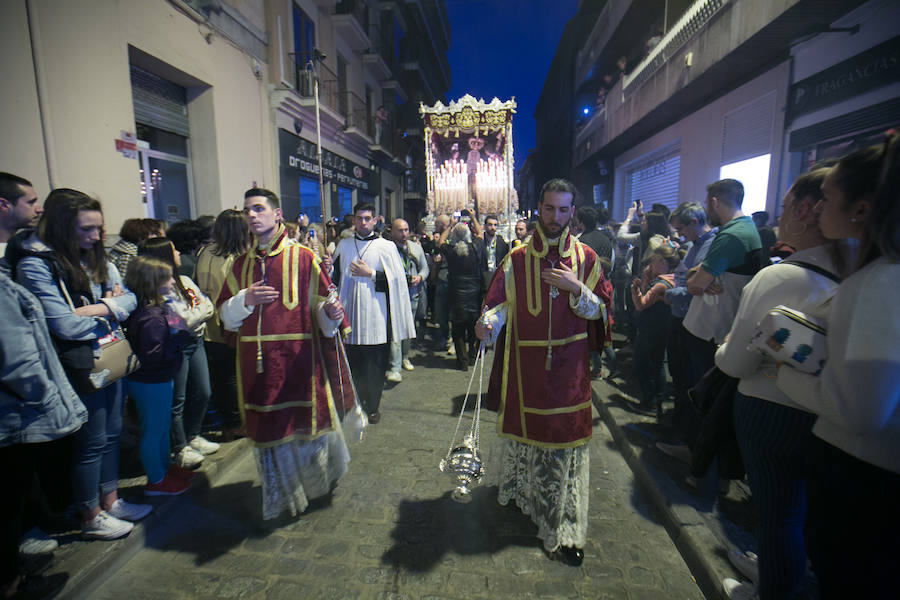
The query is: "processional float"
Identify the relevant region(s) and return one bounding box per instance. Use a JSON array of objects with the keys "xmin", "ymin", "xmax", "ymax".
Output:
[
  {"xmin": 420, "ymin": 95, "xmax": 519, "ymax": 225},
  {"xmin": 421, "ymin": 95, "xmax": 518, "ymax": 502}
]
